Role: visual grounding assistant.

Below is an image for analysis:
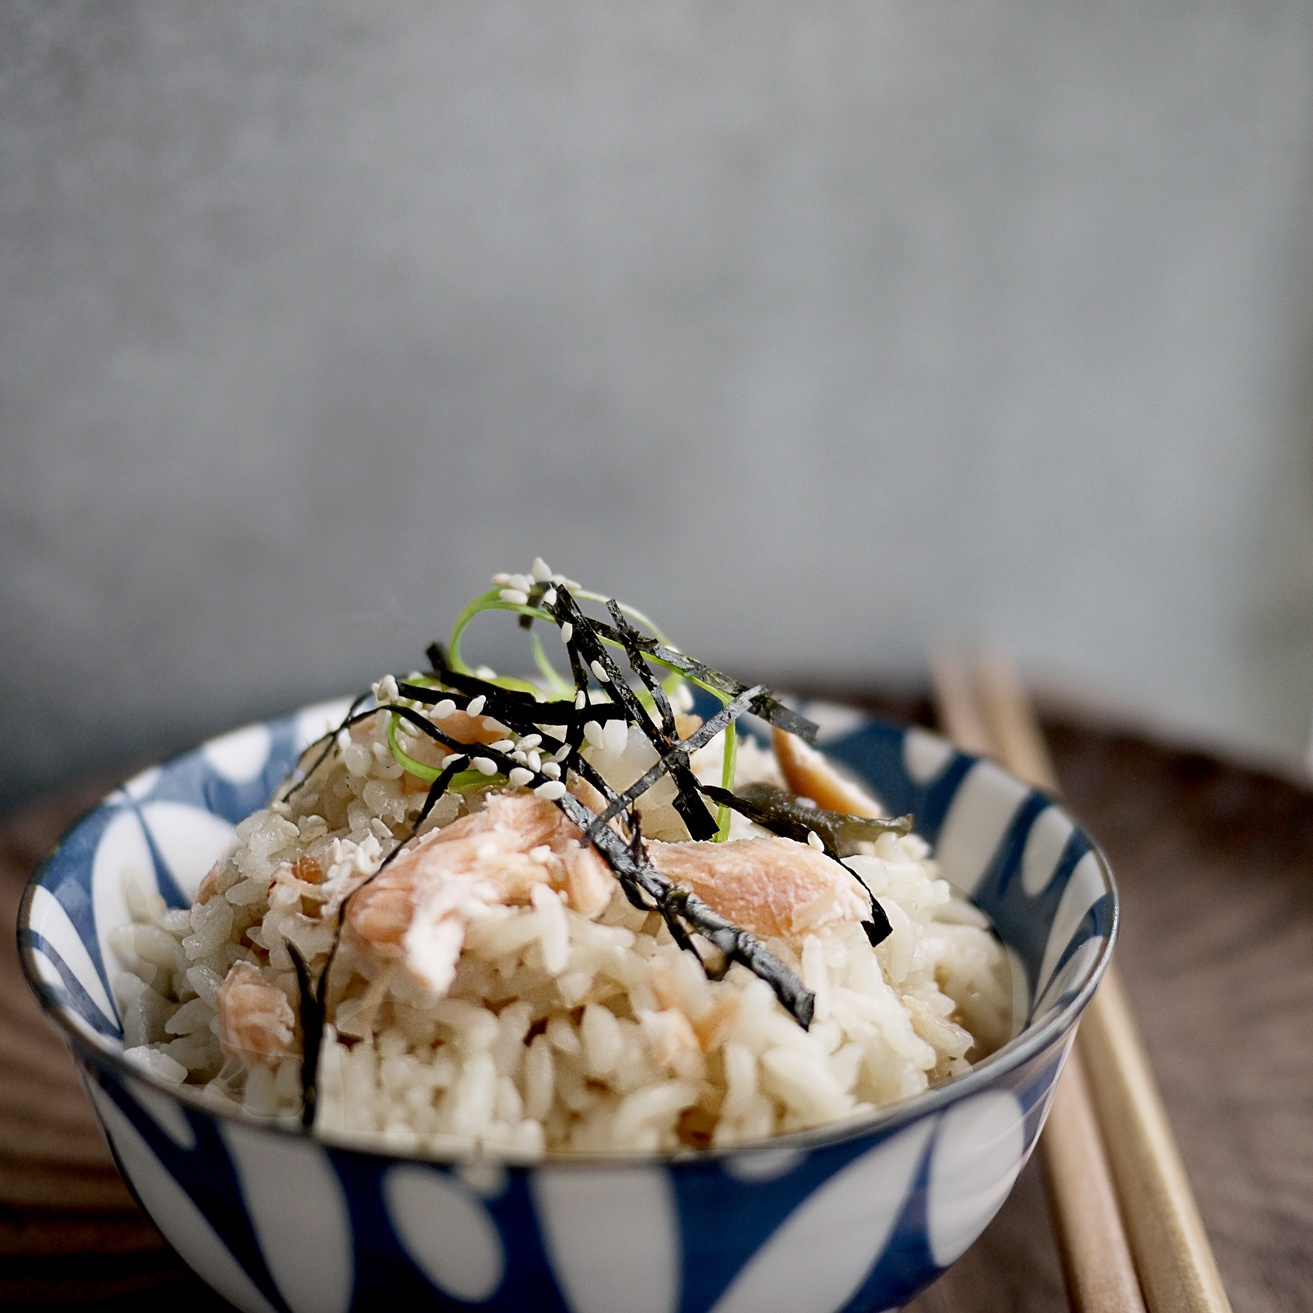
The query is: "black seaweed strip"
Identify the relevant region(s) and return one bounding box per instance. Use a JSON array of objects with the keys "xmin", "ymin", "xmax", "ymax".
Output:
[
  {"xmin": 375, "ymin": 756, "xmax": 473, "ymax": 872},
  {"xmin": 584, "ymin": 685, "xmax": 762, "ymax": 842},
  {"xmin": 538, "ymin": 592, "xmax": 615, "ymax": 753},
  {"xmin": 397, "ymin": 681, "xmax": 627, "ymax": 725},
  {"xmin": 552, "ymin": 789, "xmax": 814, "ymax": 1028},
  {"xmin": 629, "ymin": 818, "xmax": 698, "ymax": 960},
  {"xmin": 860, "ymin": 913, "xmax": 893, "ymax": 949},
  {"xmin": 552, "ymin": 589, "xmax": 716, "ymax": 841},
  {"xmin": 701, "ymin": 784, "xmax": 913, "ymax": 848},
  {"xmin": 589, "ymin": 622, "xmax": 819, "ymax": 743},
  {"xmin": 567, "ymin": 752, "xmax": 624, "ymax": 810},
  {"xmin": 550, "ymin": 589, "xmax": 638, "ymax": 708},
  {"xmin": 547, "ymin": 610, "xmax": 602, "ymax": 754},
  {"xmin": 424, "ymin": 645, "xmax": 543, "ymax": 707},
  {"xmin": 380, "ymin": 704, "xmax": 505, "ymax": 760},
  {"xmin": 287, "ymin": 943, "xmax": 325, "ymax": 1130},
  {"xmin": 699, "ymin": 784, "xmax": 817, "ymax": 844},
  {"xmin": 383, "ymin": 705, "xmax": 622, "ymax": 806},
  {"xmin": 660, "ymin": 908, "xmax": 698, "ymax": 957},
  {"xmin": 425, "ymin": 638, "xmax": 623, "ymax": 728},
  {"xmin": 279, "ymin": 691, "xmax": 373, "ymax": 803},
  {"xmin": 403, "ymin": 682, "xmax": 616, "ymax": 805},
  {"xmin": 744, "ymin": 697, "xmax": 816, "ymax": 742},
  {"xmin": 607, "ymin": 599, "xmax": 676, "ymax": 739},
  {"xmin": 401, "ymin": 699, "xmax": 604, "ymax": 803},
  {"xmin": 562, "ymin": 633, "xmax": 592, "ymax": 699},
  {"xmin": 623, "ymin": 811, "xmax": 694, "ymax": 957},
  {"xmin": 396, "ymin": 668, "xmax": 632, "ymax": 826}
]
